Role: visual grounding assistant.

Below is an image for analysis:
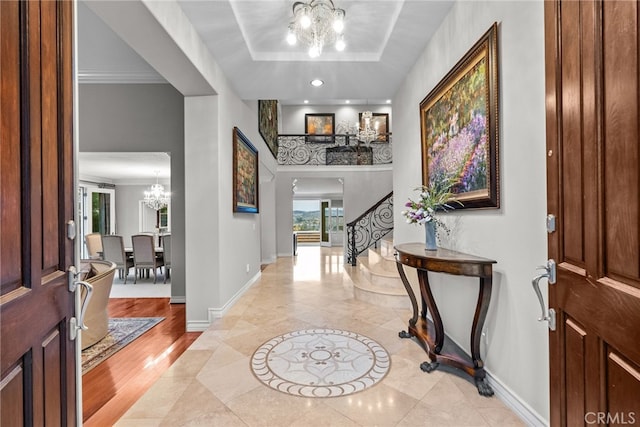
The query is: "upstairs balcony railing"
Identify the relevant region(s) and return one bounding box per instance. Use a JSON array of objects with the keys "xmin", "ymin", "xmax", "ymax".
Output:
[
  {"xmin": 277, "ymin": 134, "xmax": 392, "ymax": 166},
  {"xmin": 346, "ymin": 191, "xmax": 394, "ymax": 266}
]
